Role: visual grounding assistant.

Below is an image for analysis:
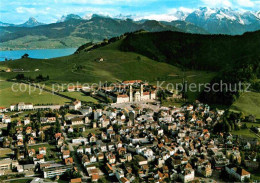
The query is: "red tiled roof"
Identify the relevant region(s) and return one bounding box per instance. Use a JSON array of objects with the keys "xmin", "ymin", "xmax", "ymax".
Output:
[
  {"xmin": 92, "ymin": 174, "xmax": 99, "ymax": 180},
  {"xmin": 70, "ymin": 178, "xmax": 82, "ymax": 183},
  {"xmin": 118, "ymin": 95, "xmax": 128, "ymax": 98},
  {"xmin": 37, "ymin": 154, "xmax": 44, "ymax": 159},
  {"xmin": 65, "ymin": 157, "xmax": 74, "ymax": 164},
  {"xmin": 123, "ymin": 80, "xmax": 142, "ymax": 84}
]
